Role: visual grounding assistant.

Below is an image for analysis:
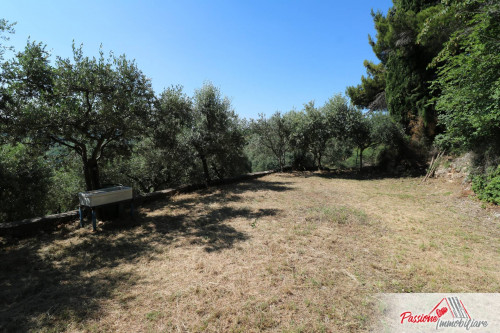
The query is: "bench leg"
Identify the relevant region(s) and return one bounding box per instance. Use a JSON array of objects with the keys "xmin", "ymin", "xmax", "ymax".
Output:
[
  {"xmin": 130, "ymin": 202, "xmax": 134, "ymax": 217},
  {"xmin": 79, "ymin": 206, "xmax": 84, "ymax": 228},
  {"xmin": 92, "ymin": 209, "xmax": 97, "ymax": 231}
]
